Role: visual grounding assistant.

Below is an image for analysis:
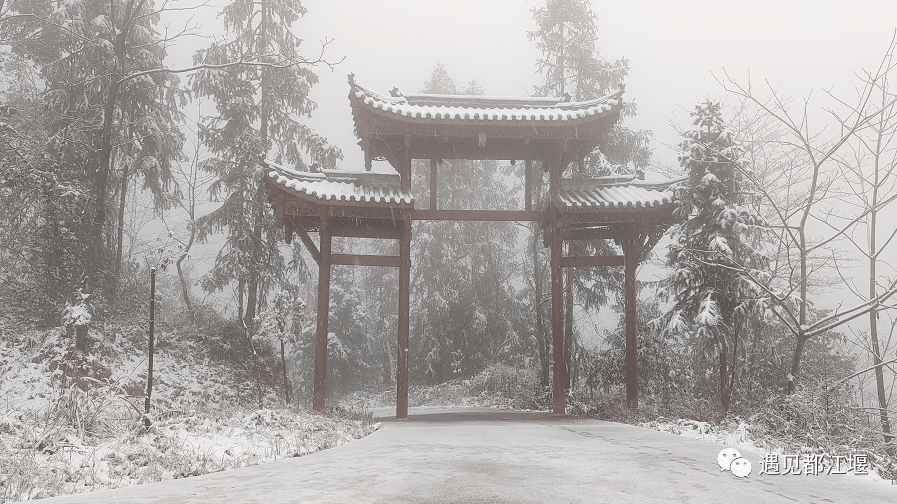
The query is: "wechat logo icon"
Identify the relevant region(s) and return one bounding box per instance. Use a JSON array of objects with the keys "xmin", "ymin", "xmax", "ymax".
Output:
[{"xmin": 717, "ymin": 448, "xmax": 752, "ymax": 478}]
